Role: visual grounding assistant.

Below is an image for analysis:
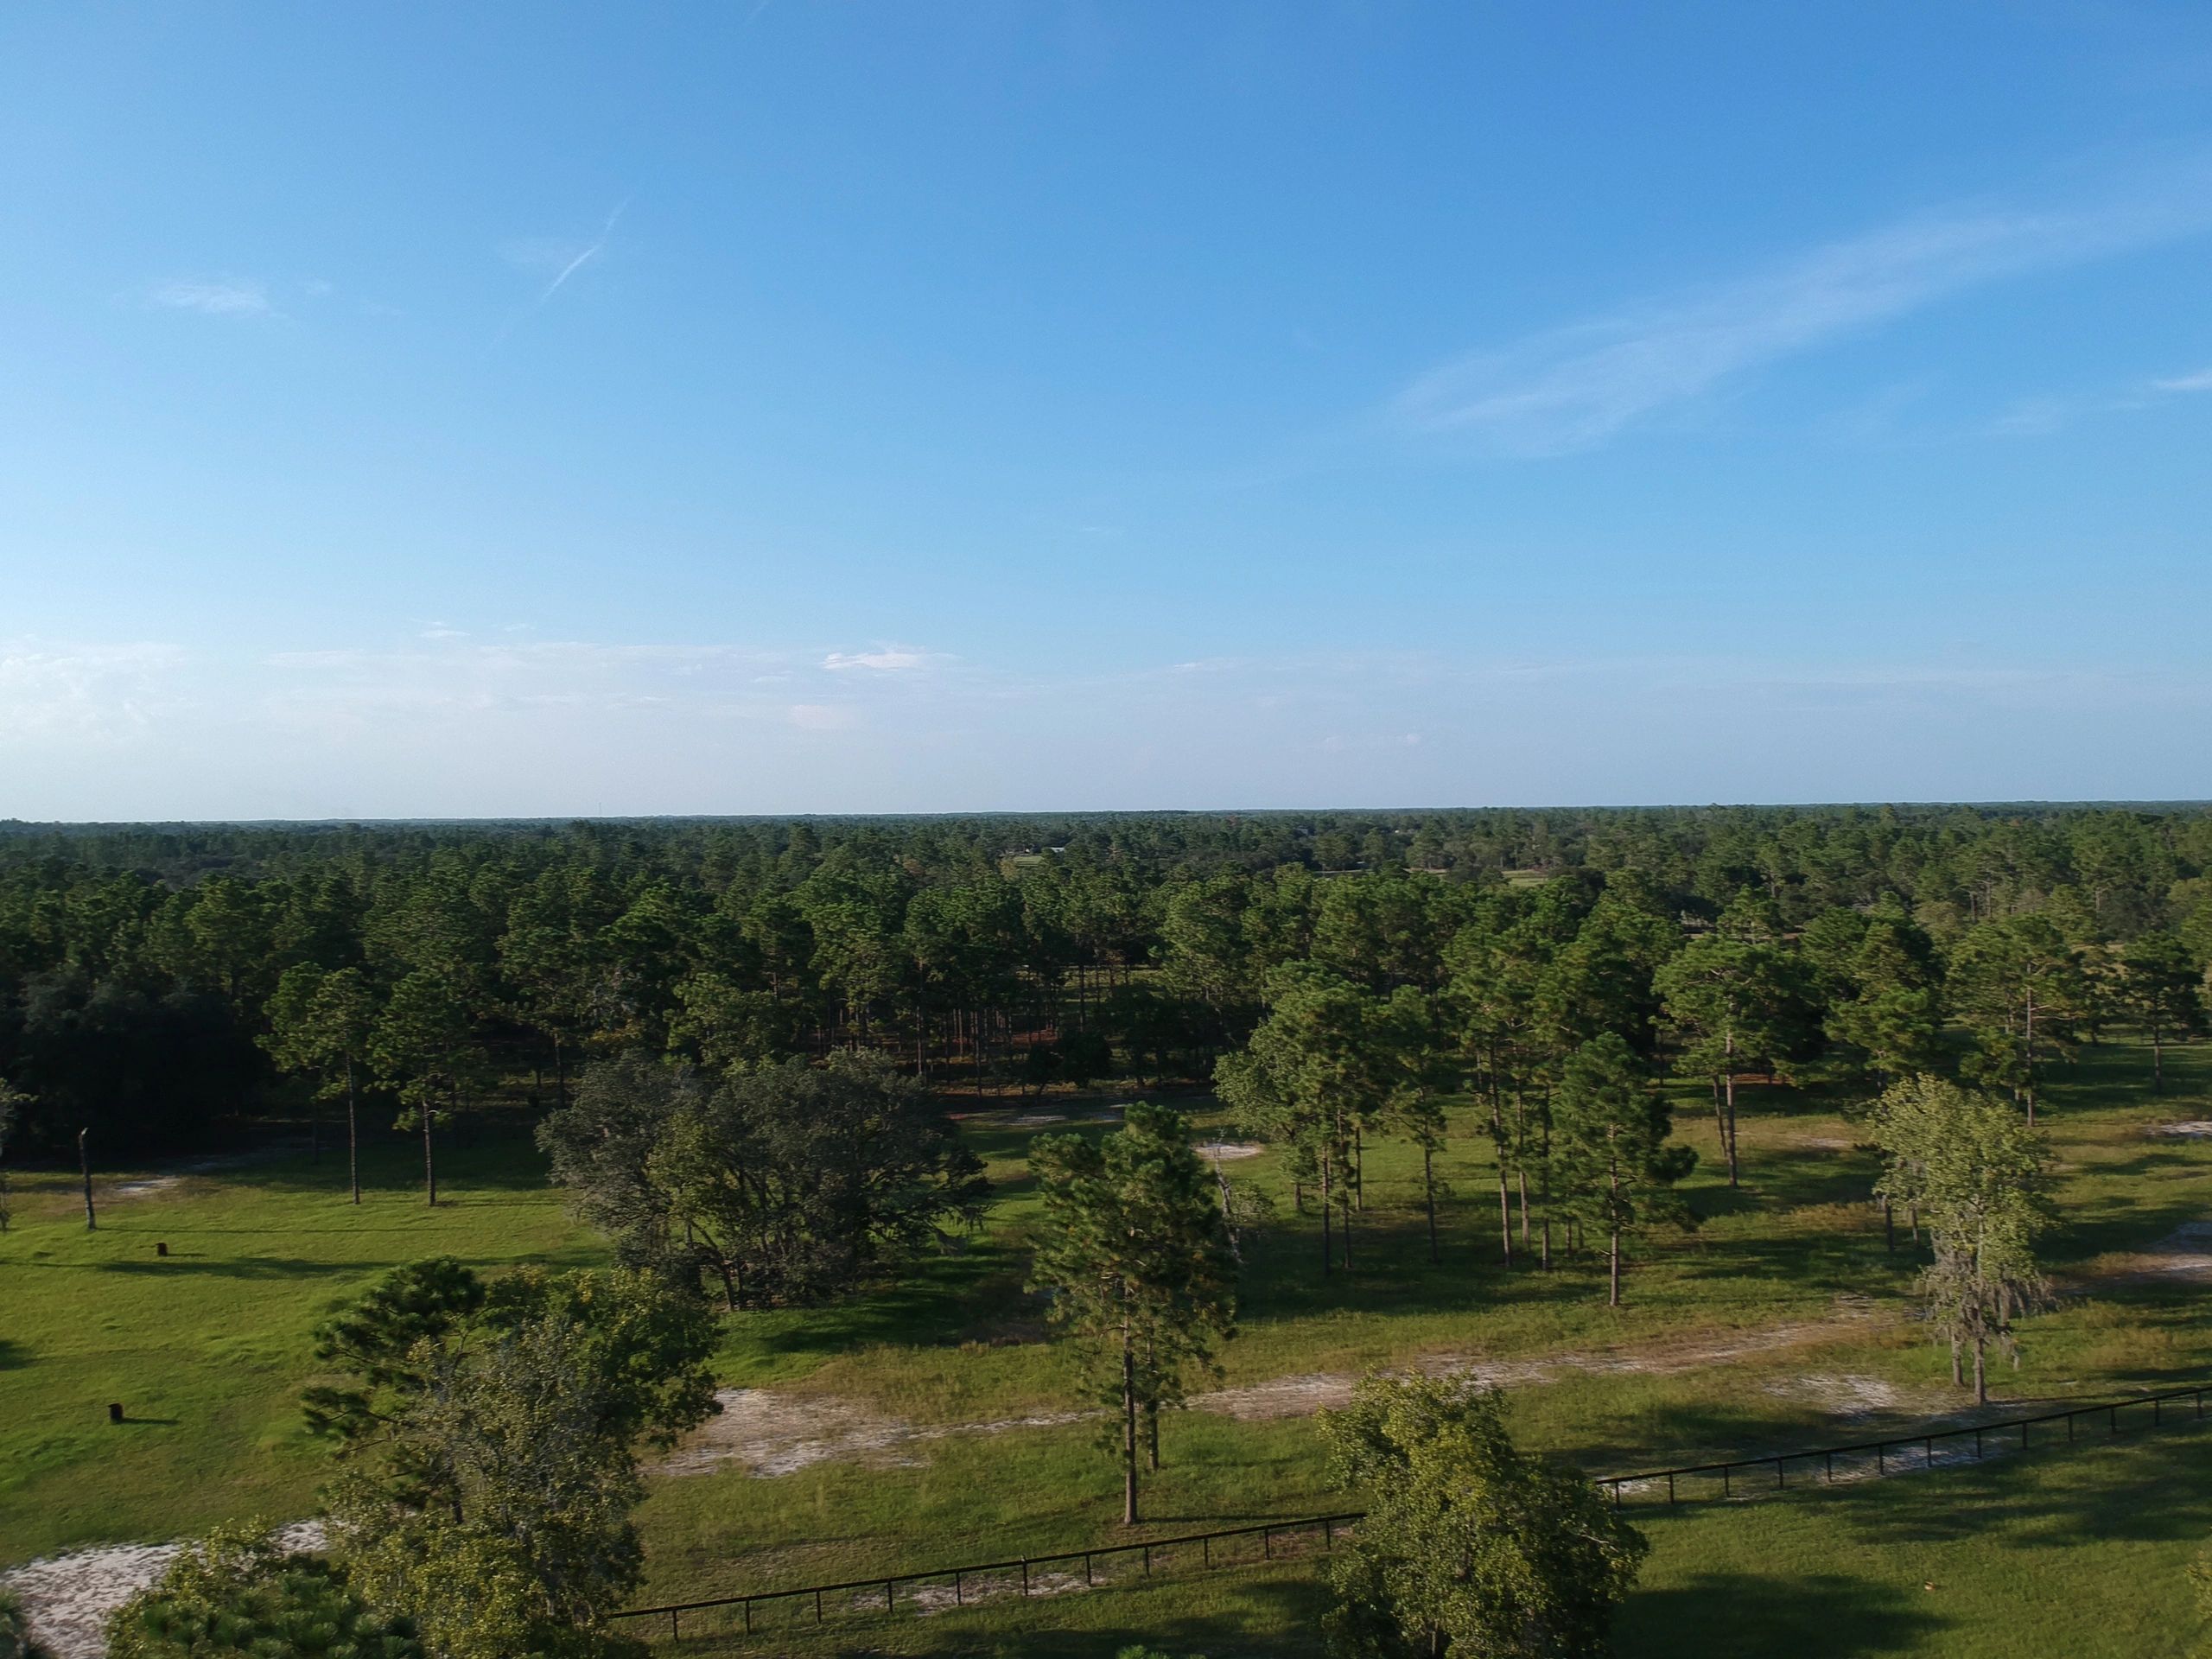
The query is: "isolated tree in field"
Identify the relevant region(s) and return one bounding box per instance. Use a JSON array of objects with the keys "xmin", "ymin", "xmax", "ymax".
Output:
[
  {"xmin": 1948, "ymin": 915, "xmax": 2083, "ymax": 1125},
  {"xmin": 1320, "ymin": 1375, "xmax": 1646, "ymax": 1658},
  {"xmin": 370, "ymin": 971, "xmax": 474, "ymax": 1205},
  {"xmin": 1442, "ymin": 918, "xmax": 1550, "ymax": 1270},
  {"xmin": 1028, "ymin": 1103, "xmax": 1236, "ymax": 1524},
  {"xmin": 541, "ymin": 1051, "xmax": 987, "ymax": 1307},
  {"xmin": 308, "ymin": 1262, "xmax": 714, "ymax": 1657},
  {"xmin": 106, "ymin": 1525, "xmax": 423, "ymax": 1659},
  {"xmin": 1216, "ymin": 968, "xmax": 1402, "ymax": 1271},
  {"xmin": 2120, "ymin": 932, "xmax": 2207, "ymax": 1092},
  {"xmin": 1654, "ymin": 925, "xmax": 1810, "ymax": 1186},
  {"xmin": 1548, "ymin": 1034, "xmax": 1695, "ymax": 1306},
  {"xmin": 265, "ymin": 965, "xmax": 378, "ymax": 1204},
  {"xmin": 1871, "ymin": 1075, "xmax": 2053, "ymax": 1403}
]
